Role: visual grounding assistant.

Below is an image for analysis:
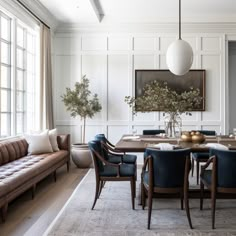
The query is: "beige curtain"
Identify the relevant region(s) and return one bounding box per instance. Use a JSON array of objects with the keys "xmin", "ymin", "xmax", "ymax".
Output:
[{"xmin": 40, "ymin": 23, "xmax": 54, "ymax": 130}]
